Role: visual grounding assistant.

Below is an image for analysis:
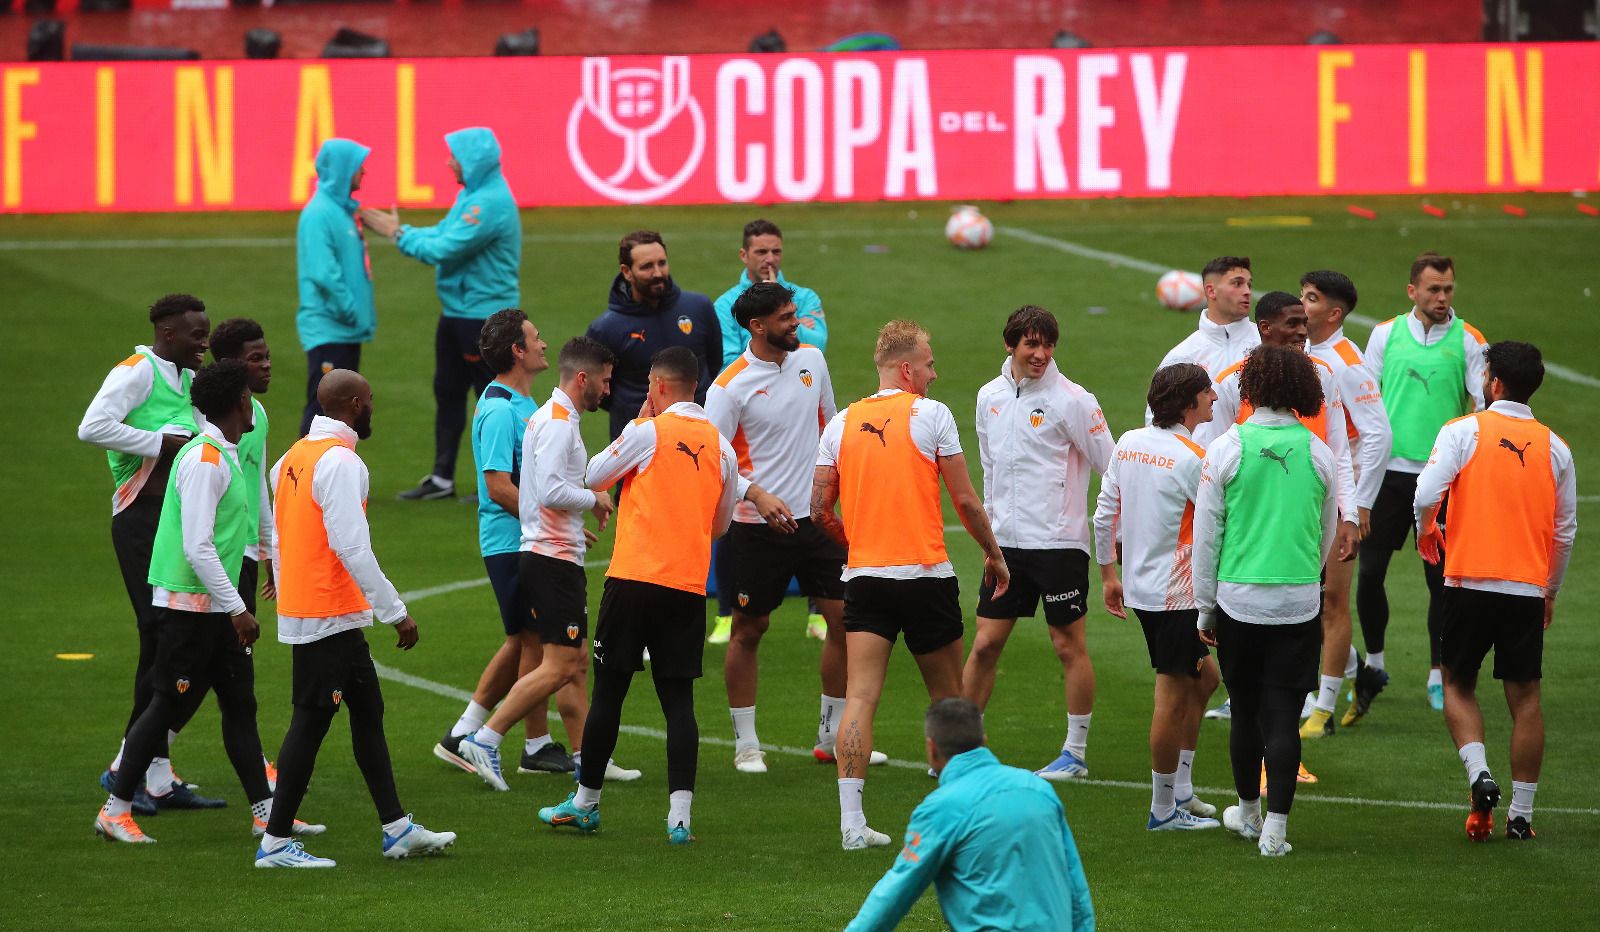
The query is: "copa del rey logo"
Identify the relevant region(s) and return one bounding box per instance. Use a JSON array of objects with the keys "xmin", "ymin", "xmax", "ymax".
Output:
[{"xmin": 567, "ymin": 57, "xmax": 706, "ymax": 204}]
